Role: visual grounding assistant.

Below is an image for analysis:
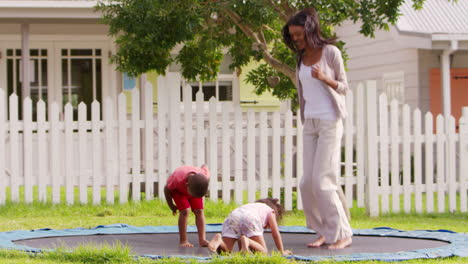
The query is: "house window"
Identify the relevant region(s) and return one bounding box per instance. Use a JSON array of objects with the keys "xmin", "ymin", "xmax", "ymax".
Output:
[
  {"xmin": 6, "ymin": 49, "xmax": 48, "ymax": 120},
  {"xmin": 61, "ymin": 48, "xmax": 102, "ymax": 119},
  {"xmin": 382, "ymin": 71, "xmax": 405, "ymax": 104},
  {"xmin": 181, "ymin": 79, "xmax": 233, "ymax": 102}
]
